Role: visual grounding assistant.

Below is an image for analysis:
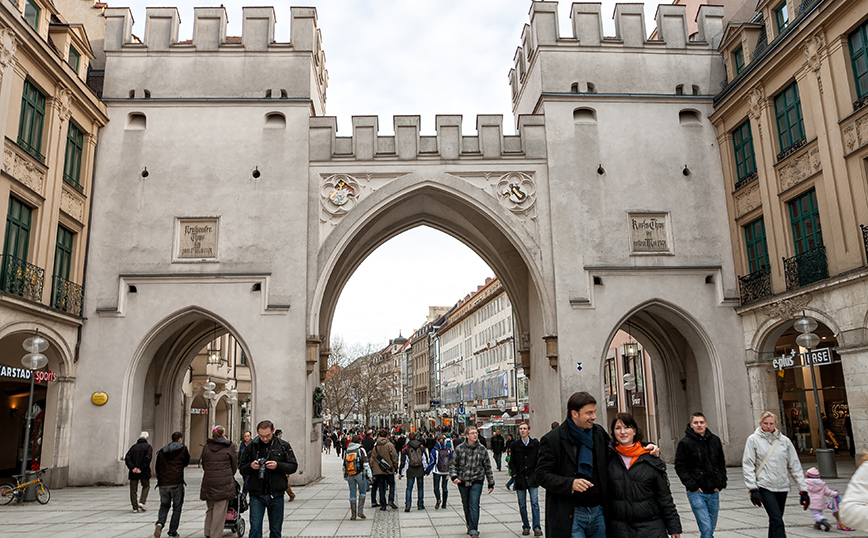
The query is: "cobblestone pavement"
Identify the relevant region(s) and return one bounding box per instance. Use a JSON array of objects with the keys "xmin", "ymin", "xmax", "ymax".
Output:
[{"xmin": 2, "ymin": 451, "xmax": 867, "ymax": 537}]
